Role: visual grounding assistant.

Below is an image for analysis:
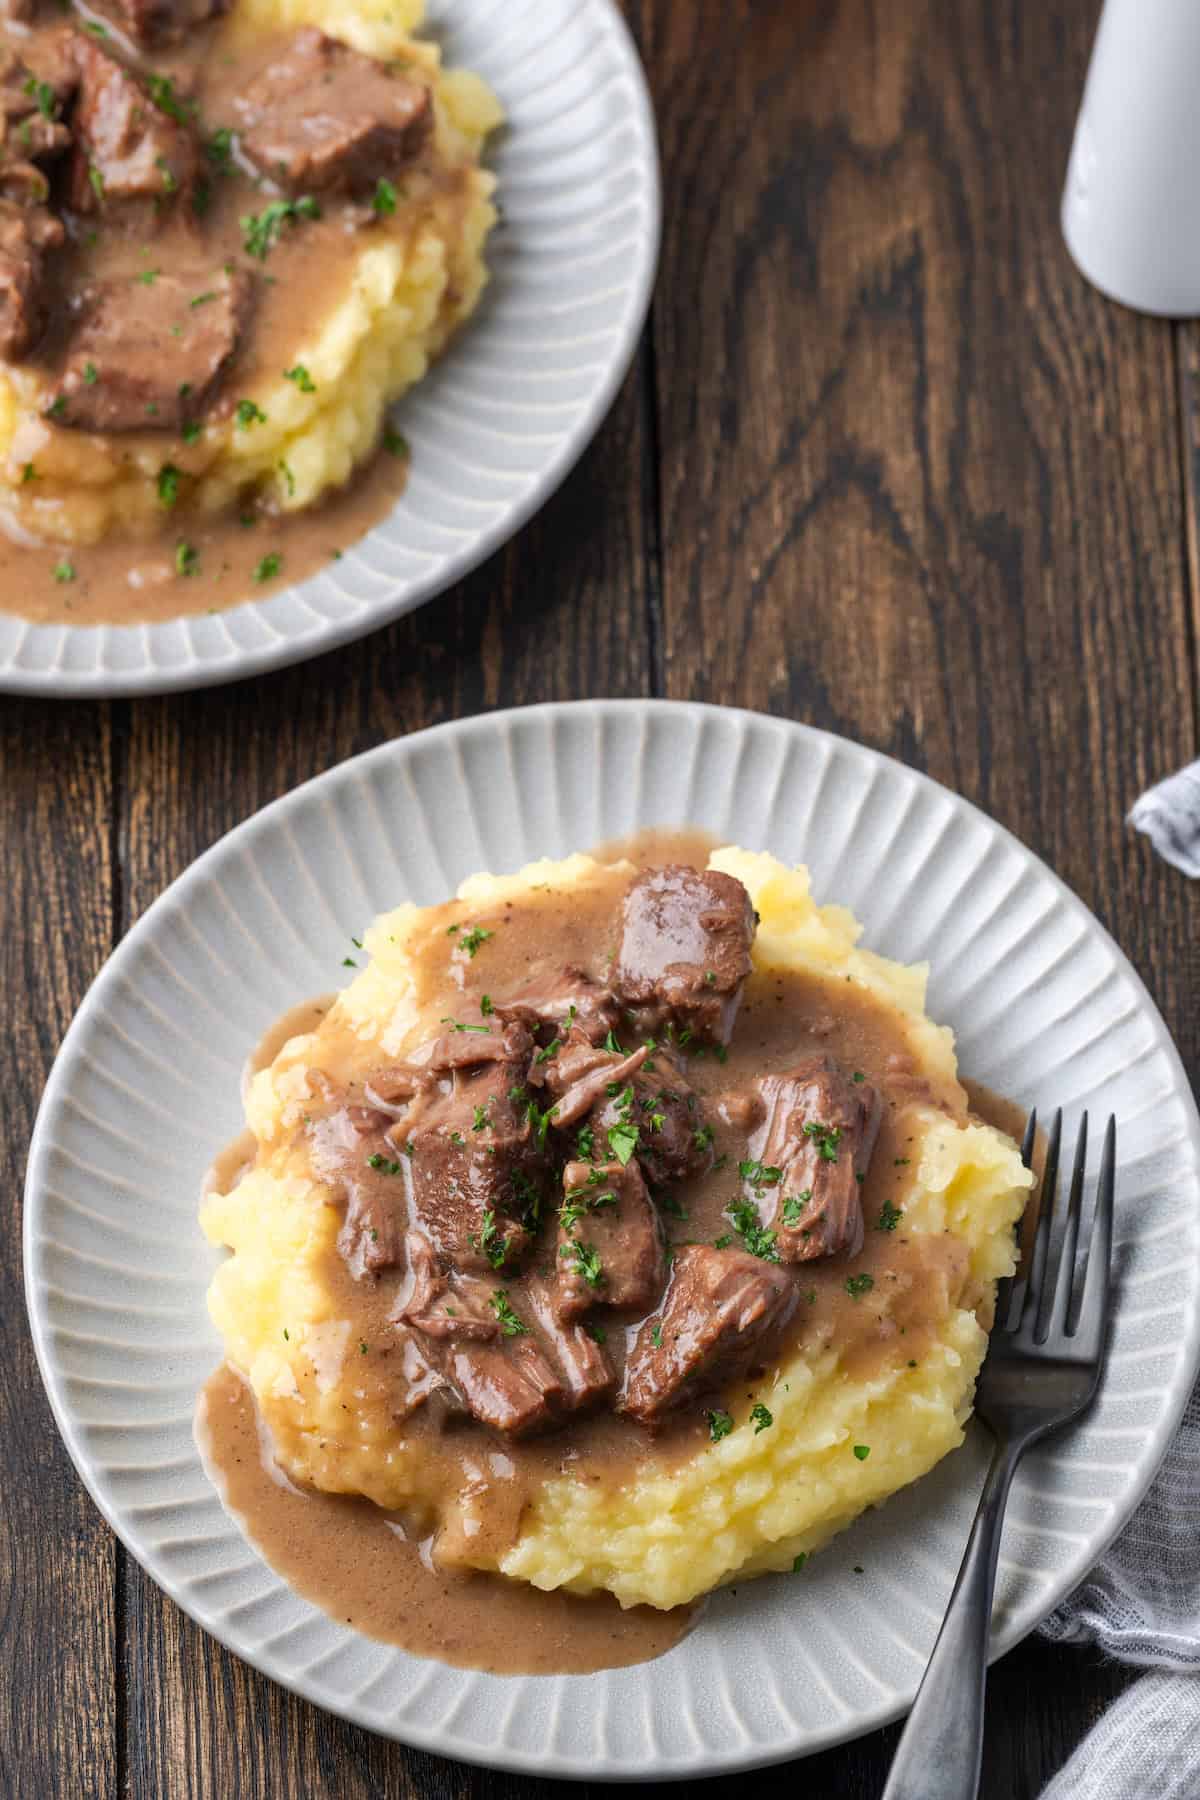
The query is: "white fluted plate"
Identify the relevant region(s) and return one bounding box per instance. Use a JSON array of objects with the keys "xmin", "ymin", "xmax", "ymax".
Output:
[
  {"xmin": 25, "ymin": 702, "xmax": 1200, "ymax": 1778},
  {"xmin": 0, "ymin": 0, "xmax": 659, "ymax": 697}
]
